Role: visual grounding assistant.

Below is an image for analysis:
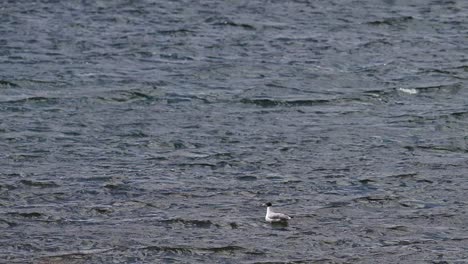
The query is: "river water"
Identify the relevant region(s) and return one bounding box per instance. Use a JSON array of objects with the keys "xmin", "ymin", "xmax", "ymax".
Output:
[{"xmin": 1, "ymin": 0, "xmax": 468, "ymax": 263}]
